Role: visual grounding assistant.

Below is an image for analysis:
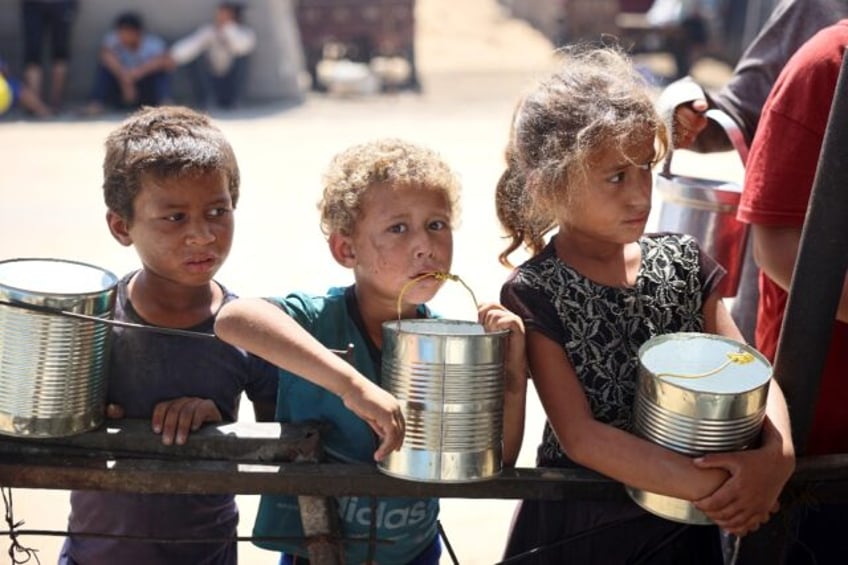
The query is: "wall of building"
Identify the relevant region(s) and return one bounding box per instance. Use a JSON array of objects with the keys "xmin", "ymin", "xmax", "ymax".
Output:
[{"xmin": 0, "ymin": 0, "xmax": 305, "ymax": 103}]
